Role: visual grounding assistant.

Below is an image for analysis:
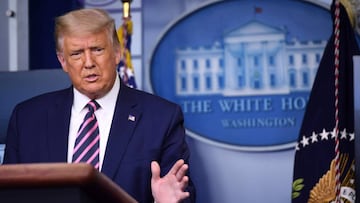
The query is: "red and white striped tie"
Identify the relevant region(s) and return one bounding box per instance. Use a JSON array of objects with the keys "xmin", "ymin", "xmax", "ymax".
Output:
[{"xmin": 72, "ymin": 100, "xmax": 100, "ymax": 170}]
